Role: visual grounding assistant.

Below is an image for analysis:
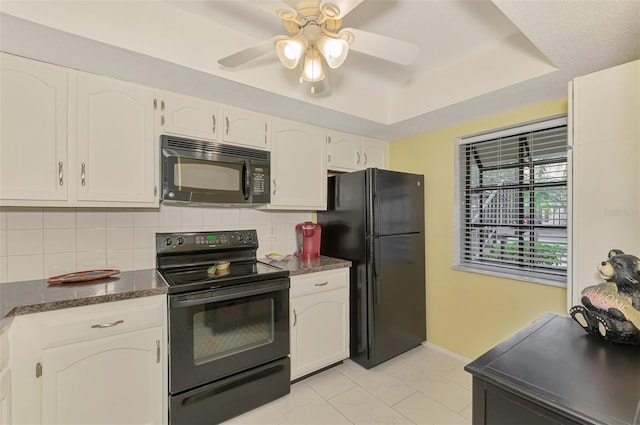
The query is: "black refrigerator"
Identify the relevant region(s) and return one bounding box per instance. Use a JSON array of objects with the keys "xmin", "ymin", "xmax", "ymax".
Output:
[{"xmin": 317, "ymin": 168, "xmax": 426, "ymax": 369}]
